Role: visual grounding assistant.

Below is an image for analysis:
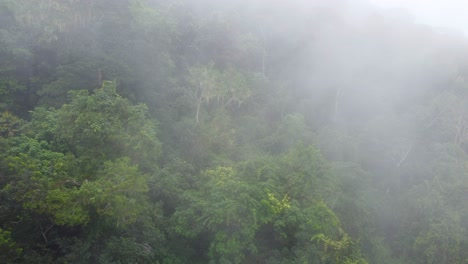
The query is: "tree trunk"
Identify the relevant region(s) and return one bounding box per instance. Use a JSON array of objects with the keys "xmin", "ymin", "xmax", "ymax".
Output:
[{"xmin": 196, "ymin": 100, "xmax": 201, "ymax": 124}]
